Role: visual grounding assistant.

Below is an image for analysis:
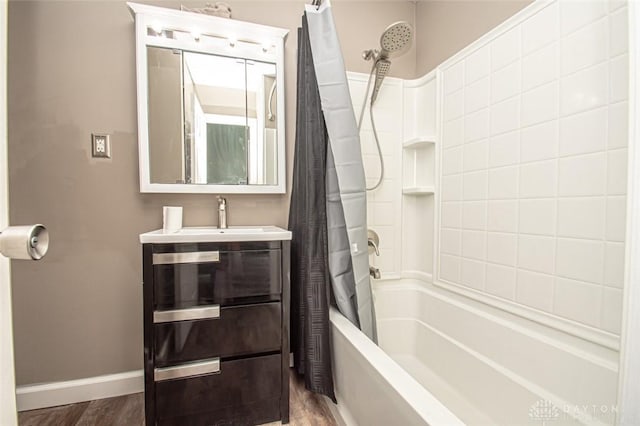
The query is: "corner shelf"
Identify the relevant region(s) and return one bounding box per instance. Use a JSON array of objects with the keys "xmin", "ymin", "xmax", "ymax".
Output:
[
  {"xmin": 403, "ymin": 186, "xmax": 435, "ymax": 195},
  {"xmin": 402, "ymin": 139, "xmax": 435, "ymax": 193},
  {"xmin": 401, "ymin": 73, "xmax": 437, "ymax": 277},
  {"xmin": 402, "ymin": 137, "xmax": 436, "ymax": 149}
]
